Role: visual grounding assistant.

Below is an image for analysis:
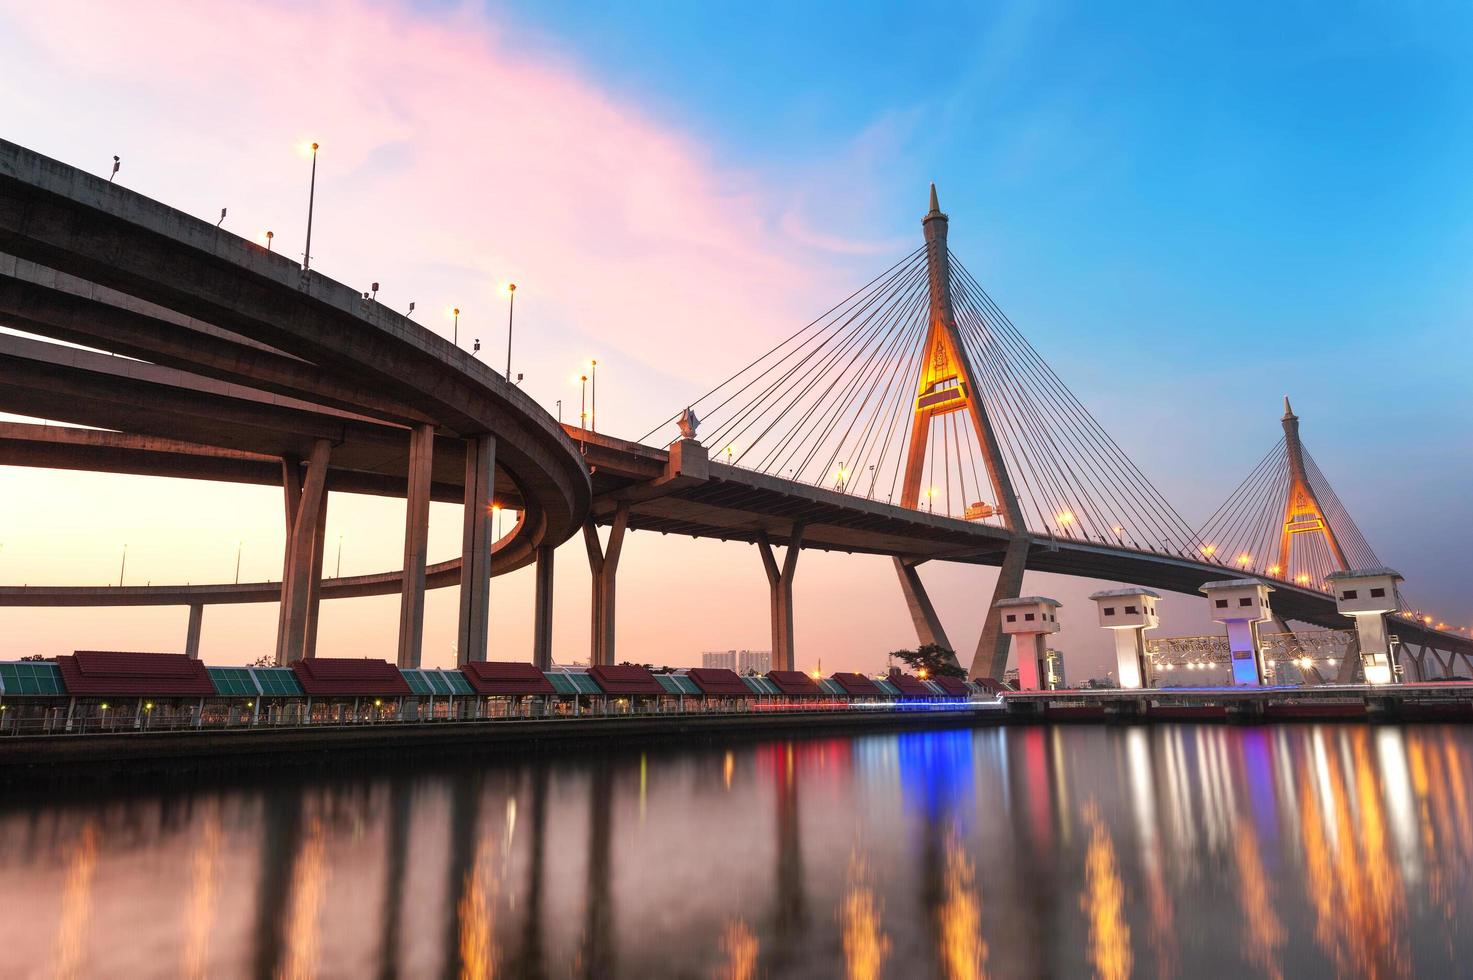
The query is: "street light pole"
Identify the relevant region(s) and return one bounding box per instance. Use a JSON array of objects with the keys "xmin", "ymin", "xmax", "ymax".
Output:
[
  {"xmin": 302, "ymin": 142, "xmax": 319, "ymax": 273},
  {"xmin": 453, "ymin": 307, "xmax": 460, "ymax": 347},
  {"xmin": 579, "ymin": 375, "xmax": 588, "ymax": 451},
  {"xmin": 235, "ymin": 541, "xmax": 242, "ymax": 584},
  {"xmin": 504, "ymin": 283, "xmax": 517, "ymax": 380},
  {"xmin": 118, "ymin": 543, "xmax": 128, "ymax": 587},
  {"xmin": 591, "ymin": 358, "xmax": 597, "ymax": 433}
]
